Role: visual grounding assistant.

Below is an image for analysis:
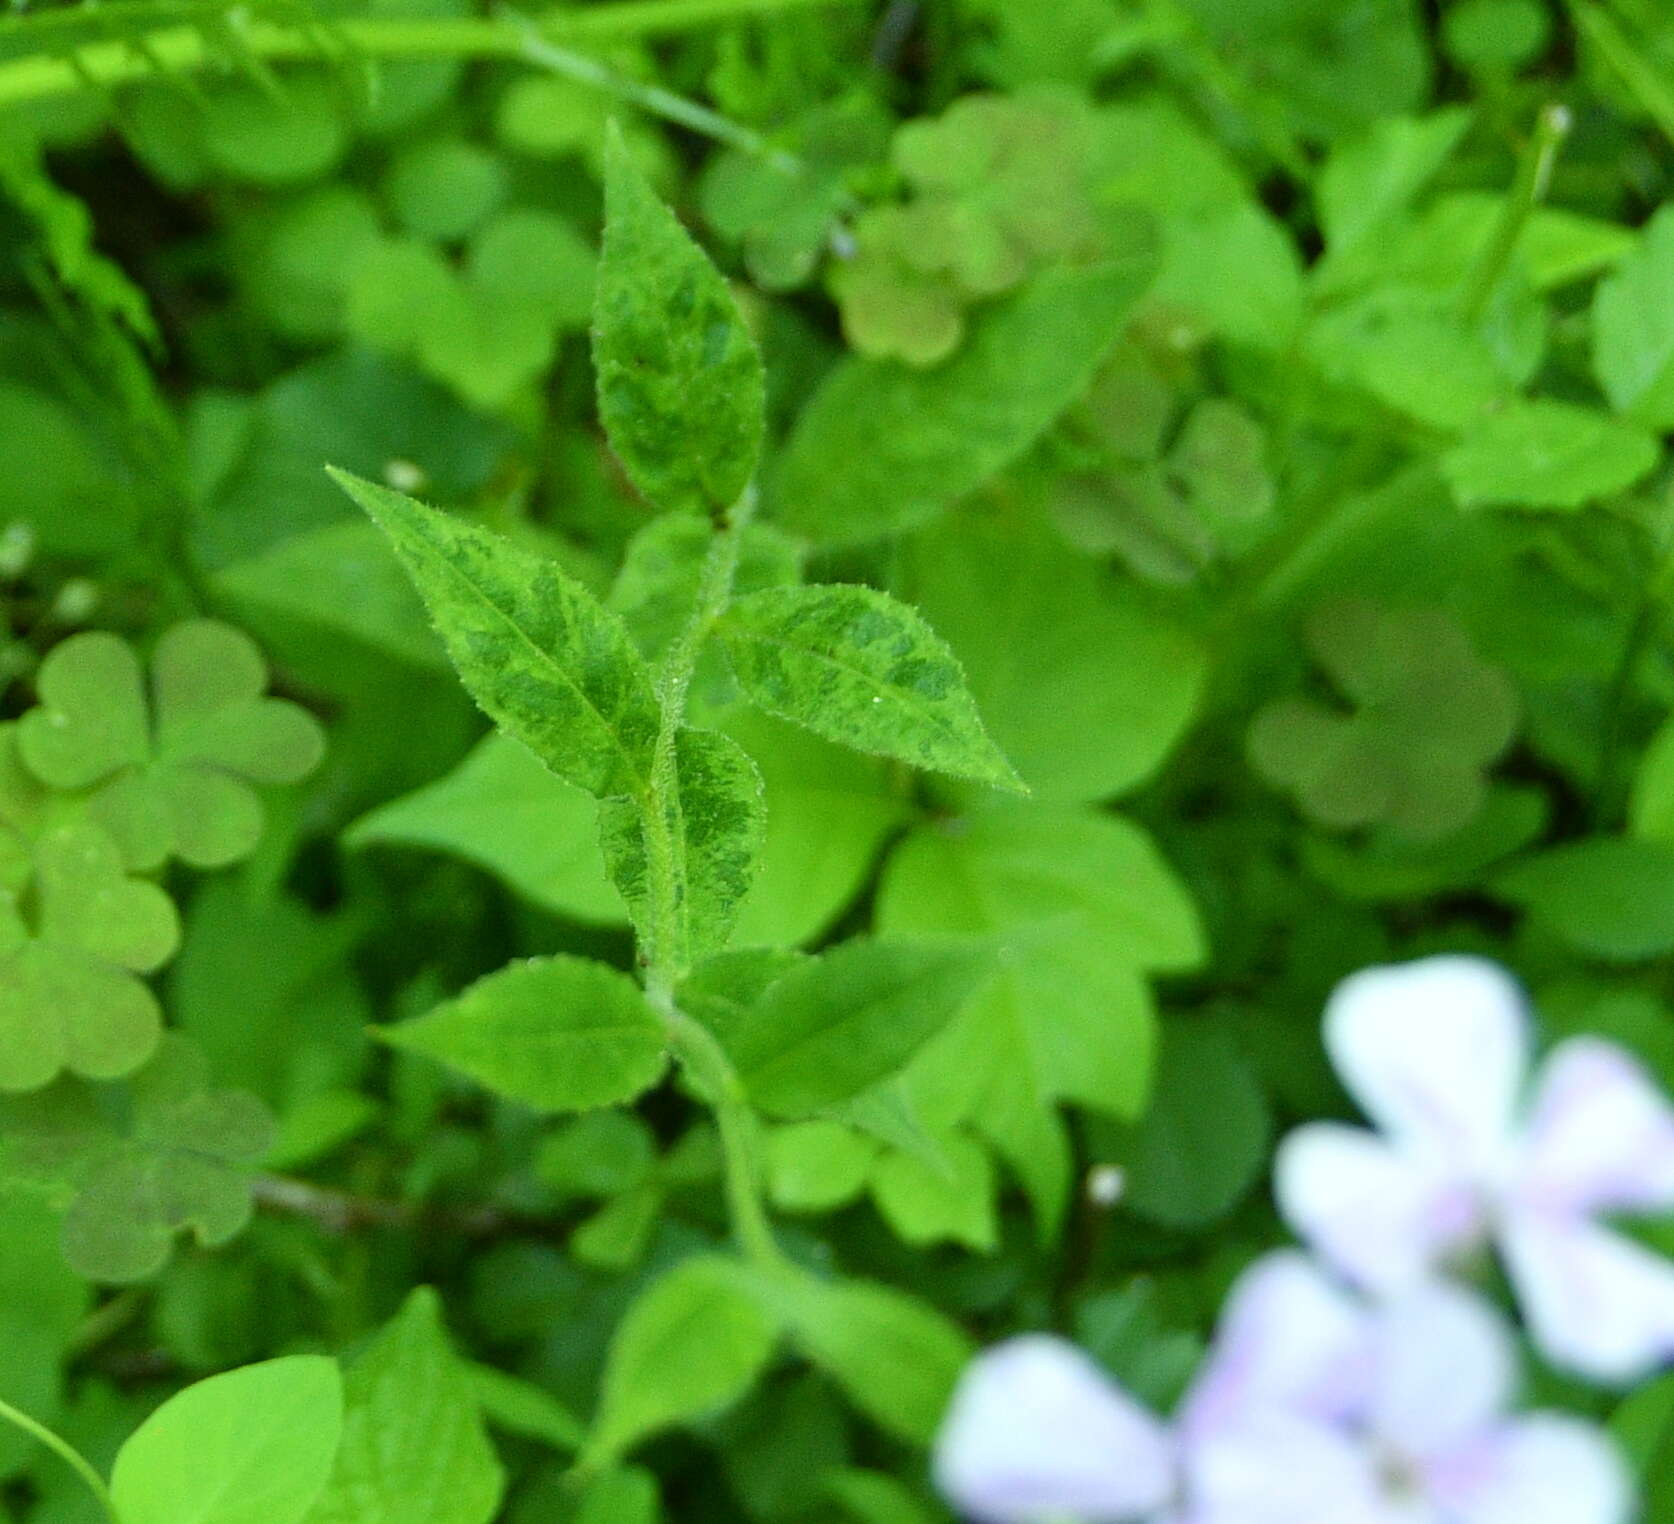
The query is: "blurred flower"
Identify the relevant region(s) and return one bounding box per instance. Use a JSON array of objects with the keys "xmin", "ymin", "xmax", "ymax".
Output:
[
  {"xmin": 933, "ymin": 1253, "xmax": 1629, "ymax": 1524},
  {"xmin": 1276, "ymin": 955, "xmax": 1674, "ymax": 1381}
]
